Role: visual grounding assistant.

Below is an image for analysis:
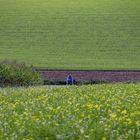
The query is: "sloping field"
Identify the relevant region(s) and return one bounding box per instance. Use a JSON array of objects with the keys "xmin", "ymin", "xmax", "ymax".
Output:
[
  {"xmin": 0, "ymin": 84, "xmax": 140, "ymax": 139},
  {"xmin": 0, "ymin": 0, "xmax": 140, "ymax": 69}
]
